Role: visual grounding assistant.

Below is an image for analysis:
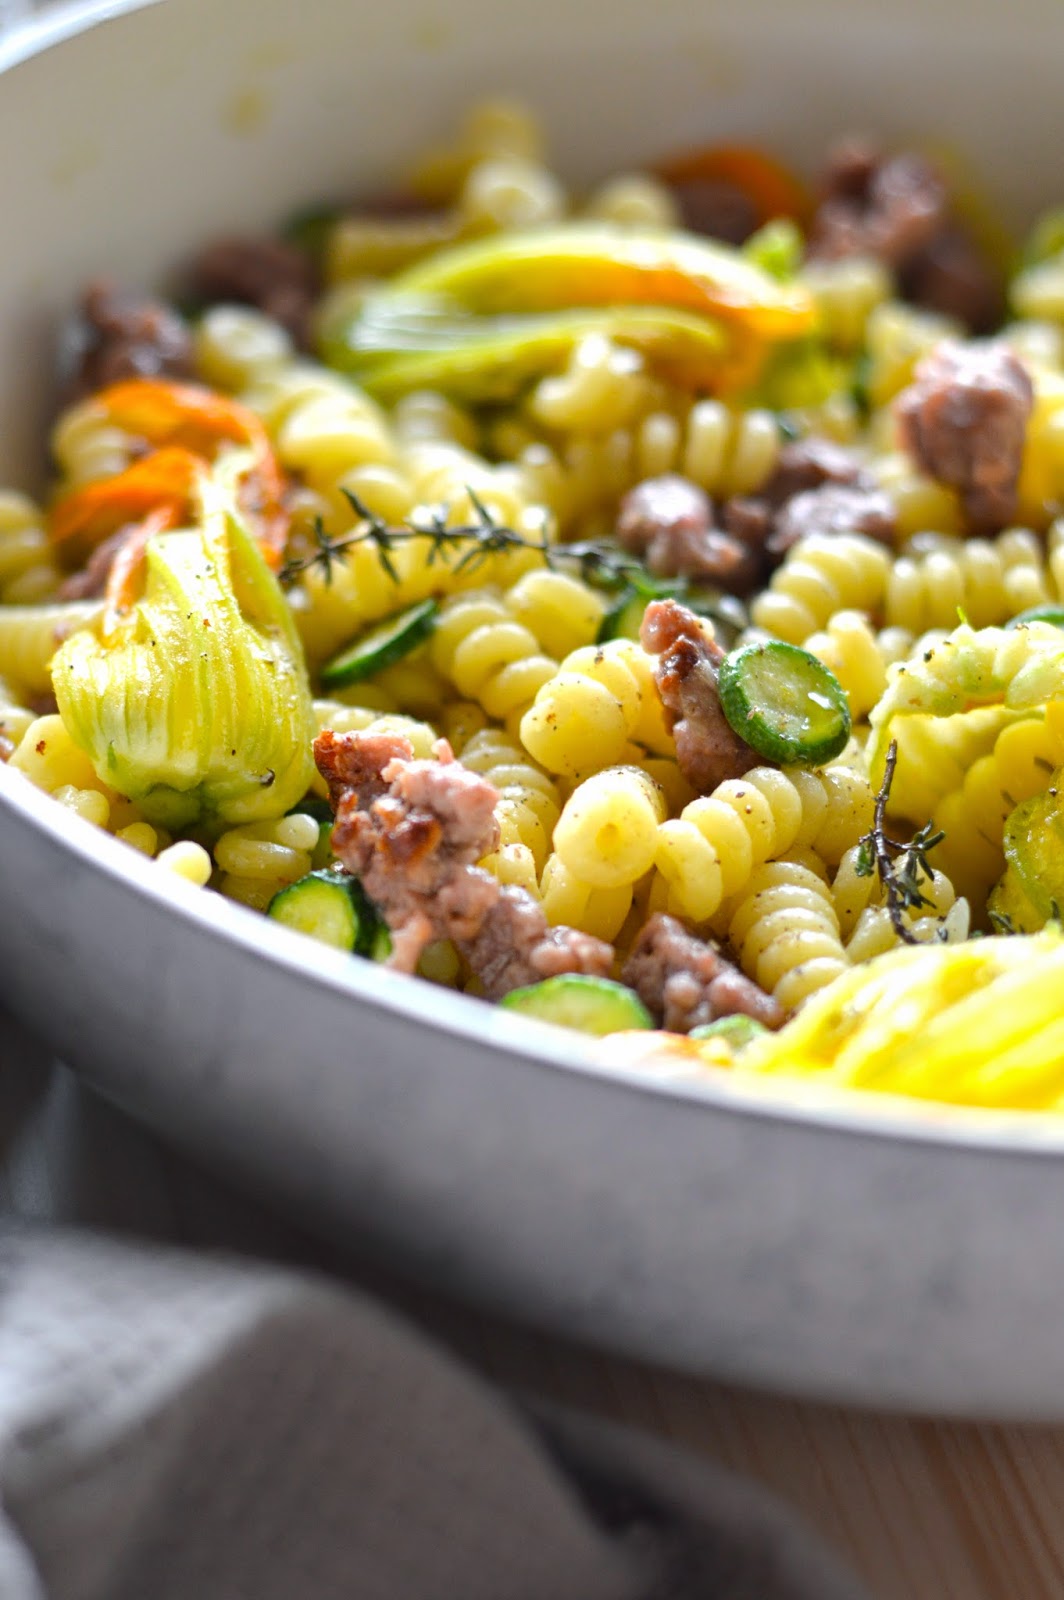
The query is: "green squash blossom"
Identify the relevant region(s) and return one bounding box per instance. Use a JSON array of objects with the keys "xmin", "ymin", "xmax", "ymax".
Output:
[{"xmin": 53, "ymin": 459, "xmax": 315, "ymax": 829}]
